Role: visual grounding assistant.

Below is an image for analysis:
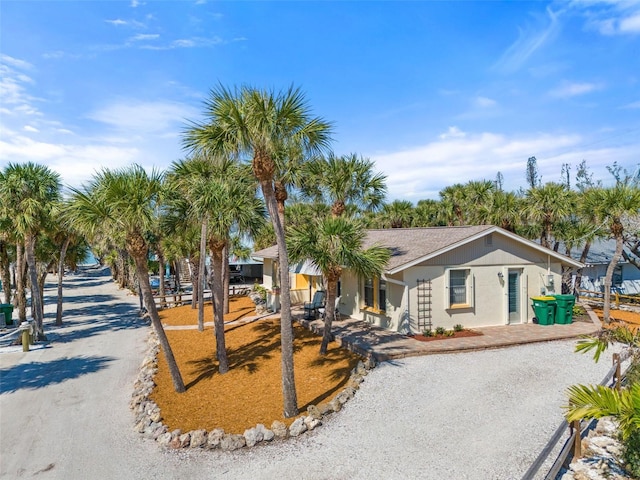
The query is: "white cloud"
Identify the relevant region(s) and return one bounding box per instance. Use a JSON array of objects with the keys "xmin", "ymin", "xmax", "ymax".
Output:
[
  {"xmin": 620, "ymin": 13, "xmax": 640, "ymax": 33},
  {"xmin": 439, "ymin": 126, "xmax": 466, "ymax": 140},
  {"xmin": 494, "ymin": 6, "xmax": 561, "ymax": 73},
  {"xmin": 140, "ymin": 36, "xmax": 224, "ymax": 50},
  {"xmin": 87, "ymin": 100, "xmax": 199, "ymax": 135},
  {"xmin": 549, "ymin": 82, "xmax": 600, "ymax": 98},
  {"xmin": 105, "ymin": 19, "xmax": 128, "ymax": 26},
  {"xmin": 0, "ymin": 54, "xmax": 34, "ymax": 71},
  {"xmin": 23, "ymin": 125, "xmax": 39, "ymax": 133},
  {"xmin": 129, "ymin": 33, "xmax": 160, "ymax": 42},
  {"xmin": 474, "ymin": 96, "xmax": 497, "ymax": 108},
  {"xmin": 368, "ymin": 128, "xmax": 637, "ymax": 200}
]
